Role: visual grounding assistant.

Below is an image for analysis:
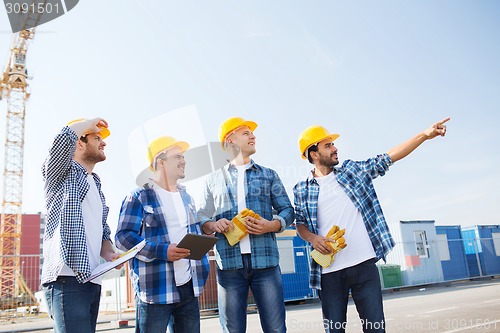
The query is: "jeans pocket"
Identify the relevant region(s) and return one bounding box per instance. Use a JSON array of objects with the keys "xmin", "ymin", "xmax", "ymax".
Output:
[{"xmin": 43, "ymin": 284, "xmax": 54, "ymax": 320}]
